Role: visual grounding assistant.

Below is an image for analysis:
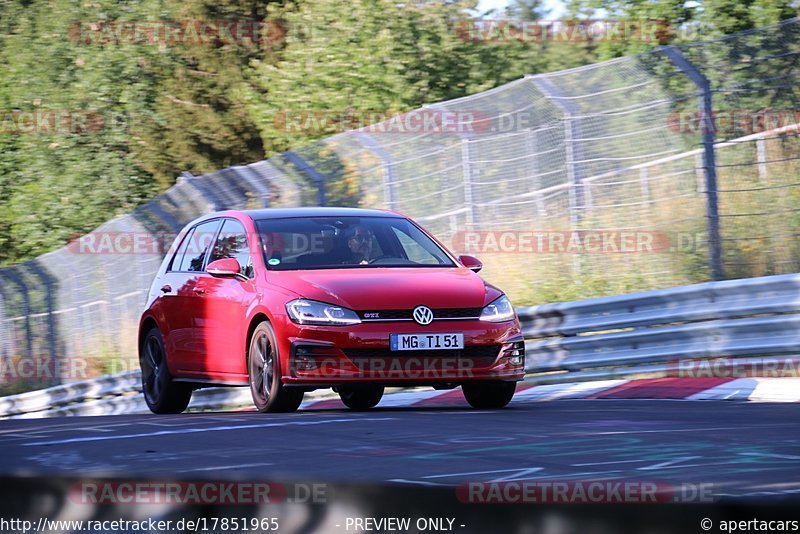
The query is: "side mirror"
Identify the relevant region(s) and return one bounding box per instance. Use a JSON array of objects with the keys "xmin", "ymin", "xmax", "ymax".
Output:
[
  {"xmin": 458, "ymin": 254, "xmax": 483, "ymax": 273},
  {"xmin": 207, "ymin": 258, "xmax": 247, "ymax": 281}
]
